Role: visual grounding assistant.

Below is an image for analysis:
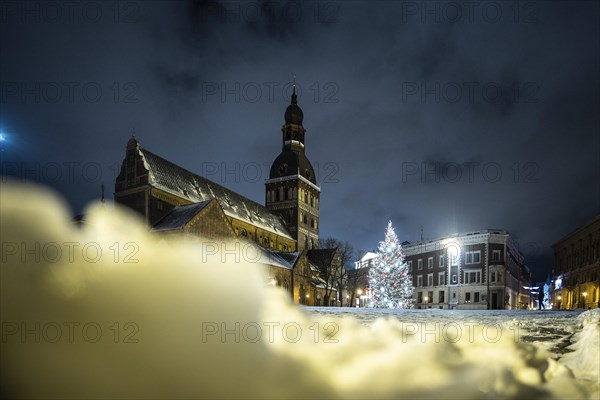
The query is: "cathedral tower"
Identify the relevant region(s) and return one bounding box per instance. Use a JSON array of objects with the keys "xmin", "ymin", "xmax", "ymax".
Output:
[{"xmin": 266, "ymin": 84, "xmax": 320, "ymax": 251}]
